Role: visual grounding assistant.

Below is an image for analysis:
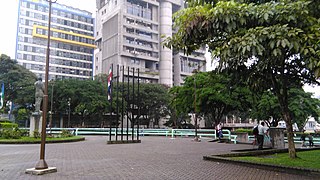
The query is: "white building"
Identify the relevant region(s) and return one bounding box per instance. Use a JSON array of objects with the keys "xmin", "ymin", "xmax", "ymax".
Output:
[
  {"xmin": 16, "ymin": 0, "xmax": 95, "ymax": 80},
  {"xmin": 94, "ymin": 0, "xmax": 206, "ymax": 86}
]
